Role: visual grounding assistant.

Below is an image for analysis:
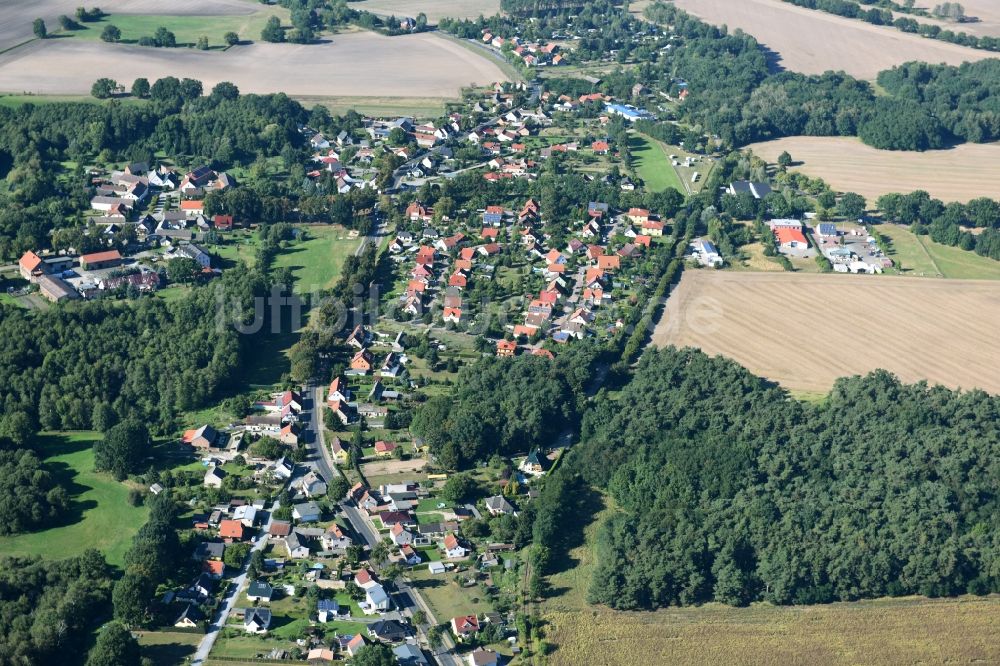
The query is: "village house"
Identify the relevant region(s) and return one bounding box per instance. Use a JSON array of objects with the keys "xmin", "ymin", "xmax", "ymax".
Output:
[
  {"xmin": 203, "ymin": 465, "xmax": 226, "ymax": 489},
  {"xmin": 247, "ymin": 580, "xmax": 274, "ymax": 603},
  {"xmin": 293, "ymin": 501, "xmax": 322, "ymax": 523},
  {"xmin": 496, "ymin": 339, "xmax": 517, "ymax": 357},
  {"xmin": 451, "ymin": 614, "xmax": 480, "ymax": 640},
  {"xmin": 442, "ymin": 533, "xmax": 468, "ymax": 559},
  {"xmin": 244, "ymin": 608, "xmax": 272, "ymax": 634},
  {"xmin": 183, "ymin": 424, "xmax": 222, "ymax": 449}
]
